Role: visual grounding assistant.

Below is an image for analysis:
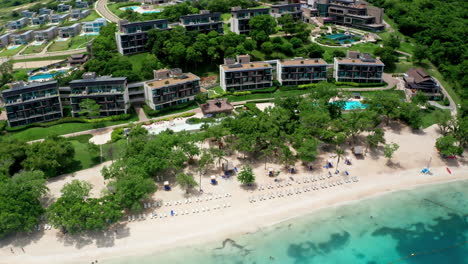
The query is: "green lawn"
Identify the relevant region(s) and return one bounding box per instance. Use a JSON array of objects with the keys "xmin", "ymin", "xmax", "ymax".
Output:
[
  {"xmin": 421, "ymin": 108, "xmax": 450, "ymax": 128},
  {"xmin": 221, "ymin": 13, "xmax": 231, "ymax": 21},
  {"xmin": 47, "ymin": 35, "xmax": 97, "ymax": 52},
  {"xmin": 69, "ymin": 134, "xmax": 100, "ymax": 171},
  {"xmin": 127, "ymin": 52, "xmax": 149, "ymax": 72},
  {"xmin": 394, "ymin": 61, "xmax": 413, "ymax": 73},
  {"xmin": 79, "ymin": 10, "xmax": 101, "ymax": 22},
  {"xmin": 322, "ymin": 42, "xmax": 381, "ymax": 63},
  {"xmin": 0, "ymin": 45, "xmax": 24, "ymax": 57},
  {"xmin": 398, "ymin": 42, "xmax": 415, "ymax": 55},
  {"xmin": 108, "ymin": 1, "xmax": 141, "ymax": 18},
  {"xmin": 5, "ymin": 114, "xmax": 139, "ymax": 142},
  {"xmin": 22, "ymin": 44, "xmax": 47, "ymax": 55},
  {"xmin": 12, "ymin": 55, "xmax": 70, "ymax": 62}
]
